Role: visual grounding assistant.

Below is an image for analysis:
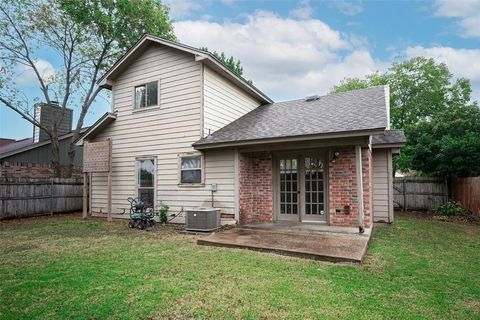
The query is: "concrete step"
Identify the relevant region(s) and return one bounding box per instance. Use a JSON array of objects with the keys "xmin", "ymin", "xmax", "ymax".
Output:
[{"xmin": 221, "ymin": 218, "xmax": 237, "ymax": 226}]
